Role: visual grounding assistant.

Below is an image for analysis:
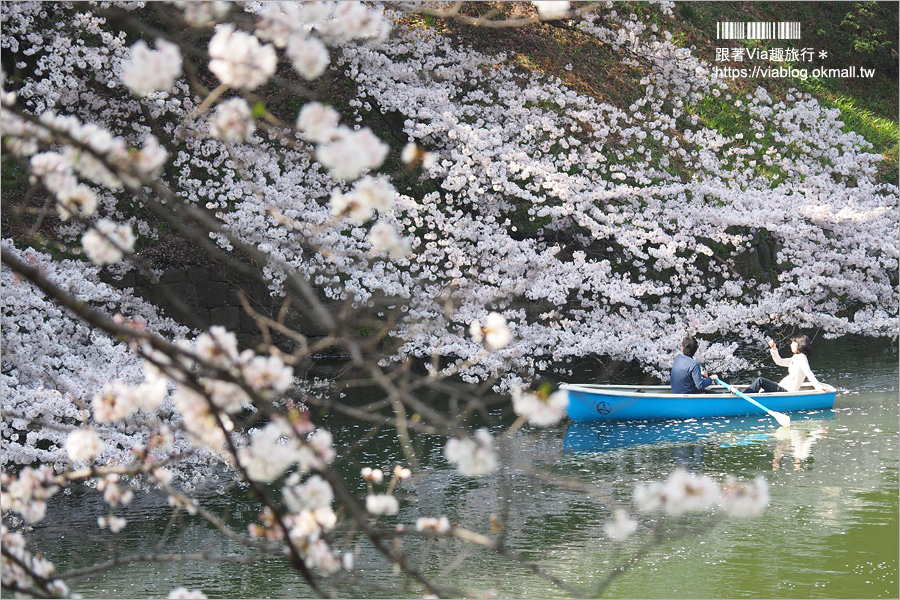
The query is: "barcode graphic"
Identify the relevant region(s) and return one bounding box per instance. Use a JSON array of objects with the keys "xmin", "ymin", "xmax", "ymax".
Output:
[{"xmin": 716, "ymin": 21, "xmax": 801, "ymax": 40}]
